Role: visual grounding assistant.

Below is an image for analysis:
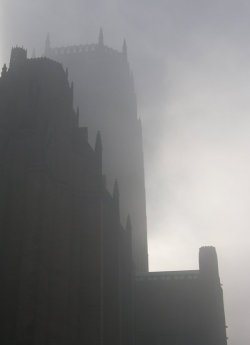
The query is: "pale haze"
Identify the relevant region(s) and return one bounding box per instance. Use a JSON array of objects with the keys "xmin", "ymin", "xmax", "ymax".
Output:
[{"xmin": 1, "ymin": 1, "xmax": 249, "ymax": 344}]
